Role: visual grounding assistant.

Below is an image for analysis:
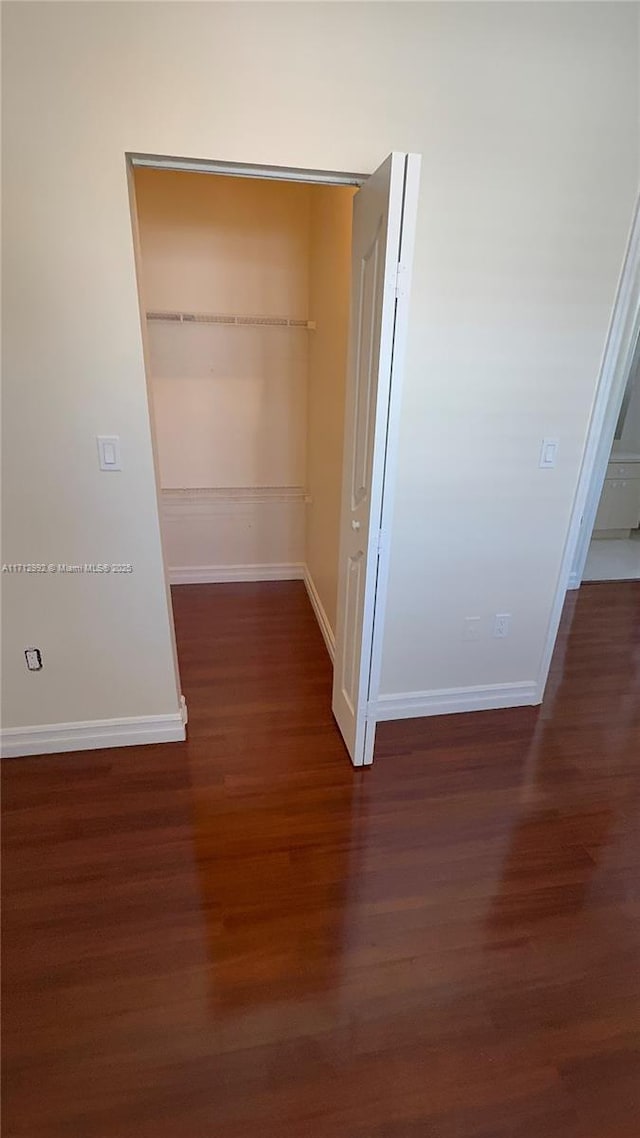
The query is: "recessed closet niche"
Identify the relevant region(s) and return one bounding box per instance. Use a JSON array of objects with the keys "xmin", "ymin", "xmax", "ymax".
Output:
[{"xmin": 133, "ymin": 168, "xmax": 354, "ymax": 641}]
